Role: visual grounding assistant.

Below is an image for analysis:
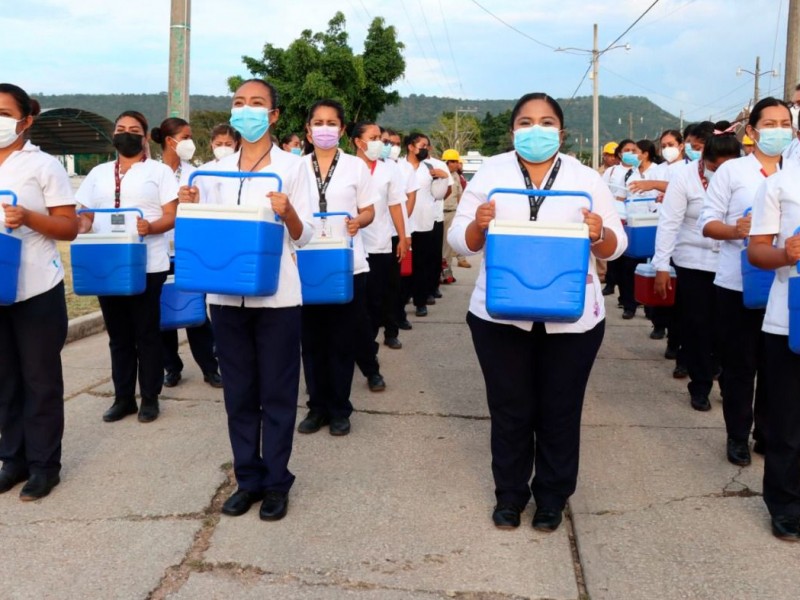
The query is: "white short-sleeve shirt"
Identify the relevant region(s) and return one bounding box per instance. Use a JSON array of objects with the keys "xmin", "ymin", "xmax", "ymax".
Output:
[
  {"xmin": 0, "ymin": 141, "xmax": 75, "ymax": 302},
  {"xmin": 410, "ymin": 158, "xmax": 449, "ymax": 233},
  {"xmin": 698, "ymin": 153, "xmax": 778, "ymax": 292},
  {"xmin": 361, "ymin": 159, "xmax": 404, "ymax": 254},
  {"xmin": 750, "ymin": 163, "xmax": 800, "ymax": 335},
  {"xmin": 164, "ymin": 159, "xmax": 196, "ymax": 254},
  {"xmin": 75, "ymin": 158, "xmax": 178, "ymax": 273},
  {"xmin": 447, "ymin": 151, "xmax": 628, "ymax": 334},
  {"xmin": 303, "ymin": 151, "xmax": 374, "ymax": 274}
]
